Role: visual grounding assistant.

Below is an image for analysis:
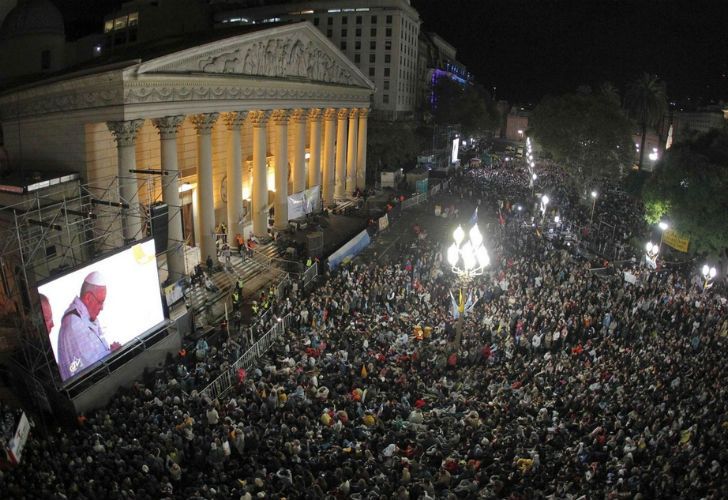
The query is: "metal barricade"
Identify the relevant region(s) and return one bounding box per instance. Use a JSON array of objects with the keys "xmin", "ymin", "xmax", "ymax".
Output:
[
  {"xmin": 201, "ymin": 313, "xmax": 292, "ymax": 400},
  {"xmin": 302, "ymin": 262, "xmax": 318, "ymax": 289}
]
